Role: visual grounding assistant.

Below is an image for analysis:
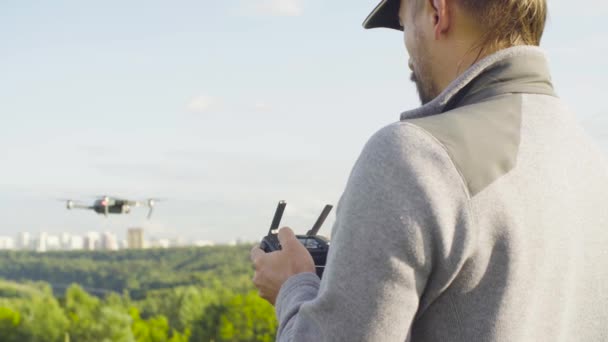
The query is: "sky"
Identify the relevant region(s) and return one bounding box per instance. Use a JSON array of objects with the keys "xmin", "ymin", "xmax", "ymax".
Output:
[{"xmin": 1, "ymin": 0, "xmax": 607, "ymax": 243}]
